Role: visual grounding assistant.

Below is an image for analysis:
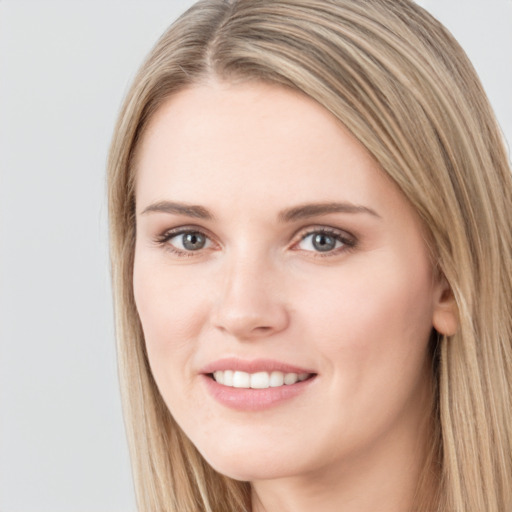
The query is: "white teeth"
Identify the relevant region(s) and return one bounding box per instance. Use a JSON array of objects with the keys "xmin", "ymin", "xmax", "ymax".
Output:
[
  {"xmin": 233, "ymin": 371, "xmax": 250, "ymax": 388},
  {"xmin": 250, "ymin": 371, "xmax": 270, "ymax": 389},
  {"xmin": 269, "ymin": 371, "xmax": 284, "ymax": 387},
  {"xmin": 284, "ymin": 373, "xmax": 298, "ymax": 385},
  {"xmin": 223, "ymin": 370, "xmax": 234, "ymax": 386},
  {"xmin": 212, "ymin": 370, "xmax": 311, "ymax": 388}
]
